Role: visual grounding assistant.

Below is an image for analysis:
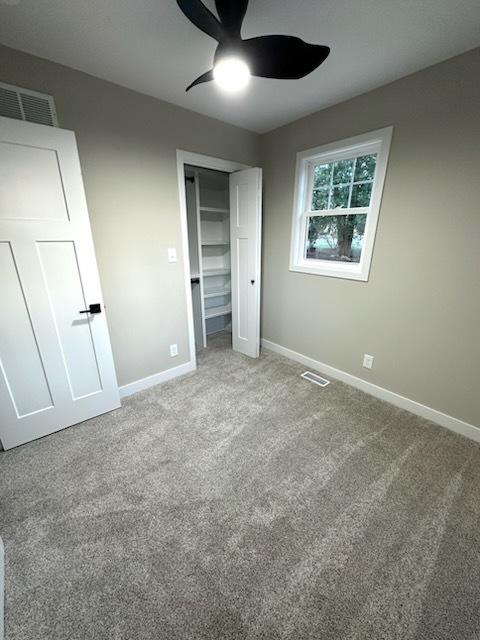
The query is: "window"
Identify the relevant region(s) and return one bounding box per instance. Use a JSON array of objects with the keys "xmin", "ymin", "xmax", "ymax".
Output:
[{"xmin": 289, "ymin": 127, "xmax": 393, "ymax": 281}]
